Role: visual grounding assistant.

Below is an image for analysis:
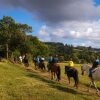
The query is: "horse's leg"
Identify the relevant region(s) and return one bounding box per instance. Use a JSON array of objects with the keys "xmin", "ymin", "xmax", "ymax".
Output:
[
  {"xmin": 51, "ymin": 72, "xmax": 53, "ymax": 80},
  {"xmin": 56, "ymin": 71, "xmax": 60, "ymax": 82},
  {"xmin": 74, "ymin": 77, "xmax": 78, "ymax": 88},
  {"xmin": 88, "ymin": 81, "xmax": 92, "ymax": 92},
  {"xmin": 34, "ymin": 62, "xmax": 36, "ymax": 69},
  {"xmin": 43, "ymin": 63, "xmax": 46, "ymax": 71},
  {"xmin": 56, "ymin": 72, "xmax": 59, "ymax": 81},
  {"xmin": 54, "ymin": 72, "xmax": 56, "ymax": 80},
  {"xmin": 92, "ymin": 81, "xmax": 99, "ymax": 94},
  {"xmin": 67, "ymin": 77, "xmax": 70, "ymax": 85},
  {"xmin": 55, "ymin": 72, "xmax": 58, "ymax": 81}
]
